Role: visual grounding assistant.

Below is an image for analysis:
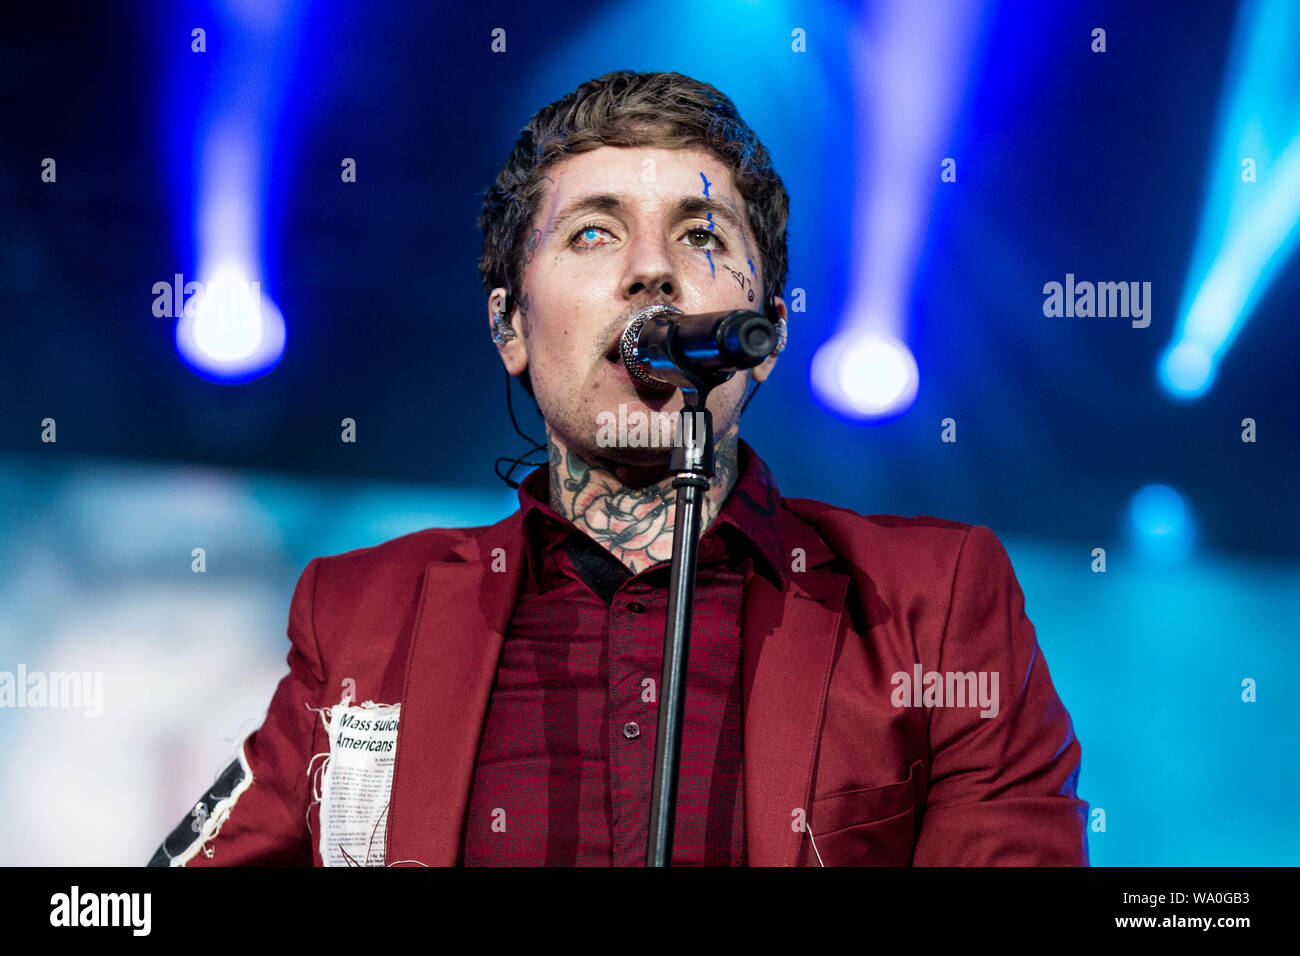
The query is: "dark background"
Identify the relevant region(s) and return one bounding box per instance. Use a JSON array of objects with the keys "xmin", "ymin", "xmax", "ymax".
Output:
[{"xmin": 3, "ymin": 0, "xmax": 1293, "ymax": 558}]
